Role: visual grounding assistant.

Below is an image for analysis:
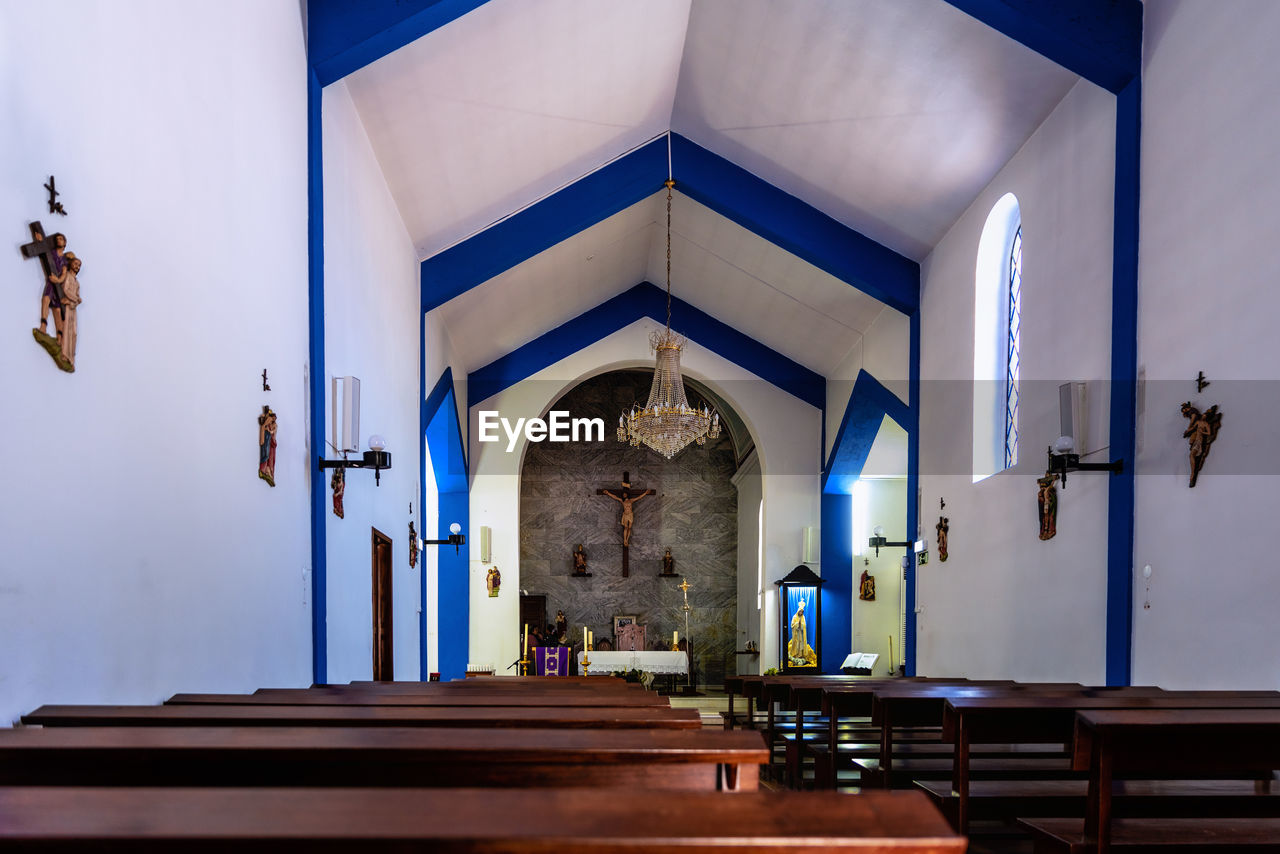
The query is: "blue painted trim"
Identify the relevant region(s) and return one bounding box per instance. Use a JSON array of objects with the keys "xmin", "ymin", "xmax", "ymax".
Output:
[
  {"xmin": 308, "ymin": 0, "xmax": 491, "ymax": 86},
  {"xmin": 670, "ymin": 135, "xmax": 919, "ymax": 315},
  {"xmin": 822, "ymin": 370, "xmax": 910, "ymax": 495},
  {"xmin": 941, "ymin": 0, "xmax": 1141, "ymax": 94},
  {"xmin": 905, "ymin": 310, "xmax": 921, "ymax": 677},
  {"xmin": 820, "ymin": 493, "xmax": 853, "ymax": 674},
  {"xmin": 419, "ymin": 318, "xmax": 428, "ymax": 680},
  {"xmin": 421, "ymin": 138, "xmax": 919, "ymax": 315},
  {"xmin": 423, "ymin": 140, "xmax": 668, "ymax": 312},
  {"xmin": 1106, "ymin": 78, "xmax": 1140, "ymax": 686},
  {"xmin": 467, "ymin": 282, "xmax": 825, "ymax": 411},
  {"xmin": 306, "ymin": 66, "xmax": 327, "ymax": 686},
  {"xmin": 424, "ymin": 369, "xmax": 471, "ymax": 681}
]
